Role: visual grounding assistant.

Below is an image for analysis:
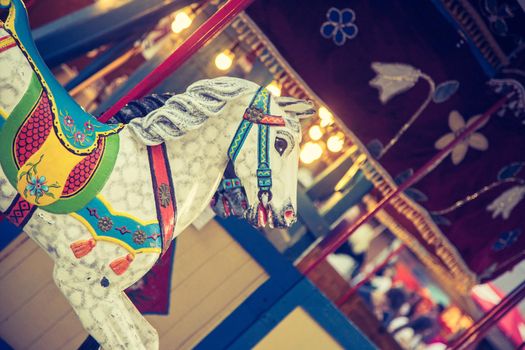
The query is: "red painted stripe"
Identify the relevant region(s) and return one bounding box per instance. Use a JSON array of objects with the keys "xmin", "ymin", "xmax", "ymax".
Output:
[
  {"xmin": 148, "ymin": 144, "xmax": 176, "ymax": 256},
  {"xmin": 0, "ymin": 41, "xmax": 16, "ymax": 54}
]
